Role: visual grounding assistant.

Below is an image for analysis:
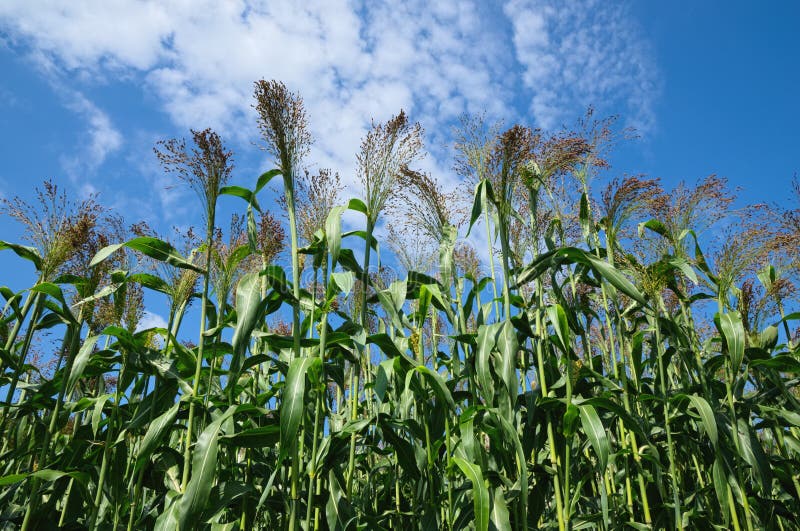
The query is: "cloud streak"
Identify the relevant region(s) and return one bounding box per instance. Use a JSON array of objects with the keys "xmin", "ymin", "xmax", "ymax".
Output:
[
  {"xmin": 0, "ymin": 0, "xmax": 659, "ymax": 216},
  {"xmin": 59, "ymin": 90, "xmax": 123, "ymax": 193},
  {"xmin": 504, "ymin": 0, "xmax": 659, "ymax": 133}
]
